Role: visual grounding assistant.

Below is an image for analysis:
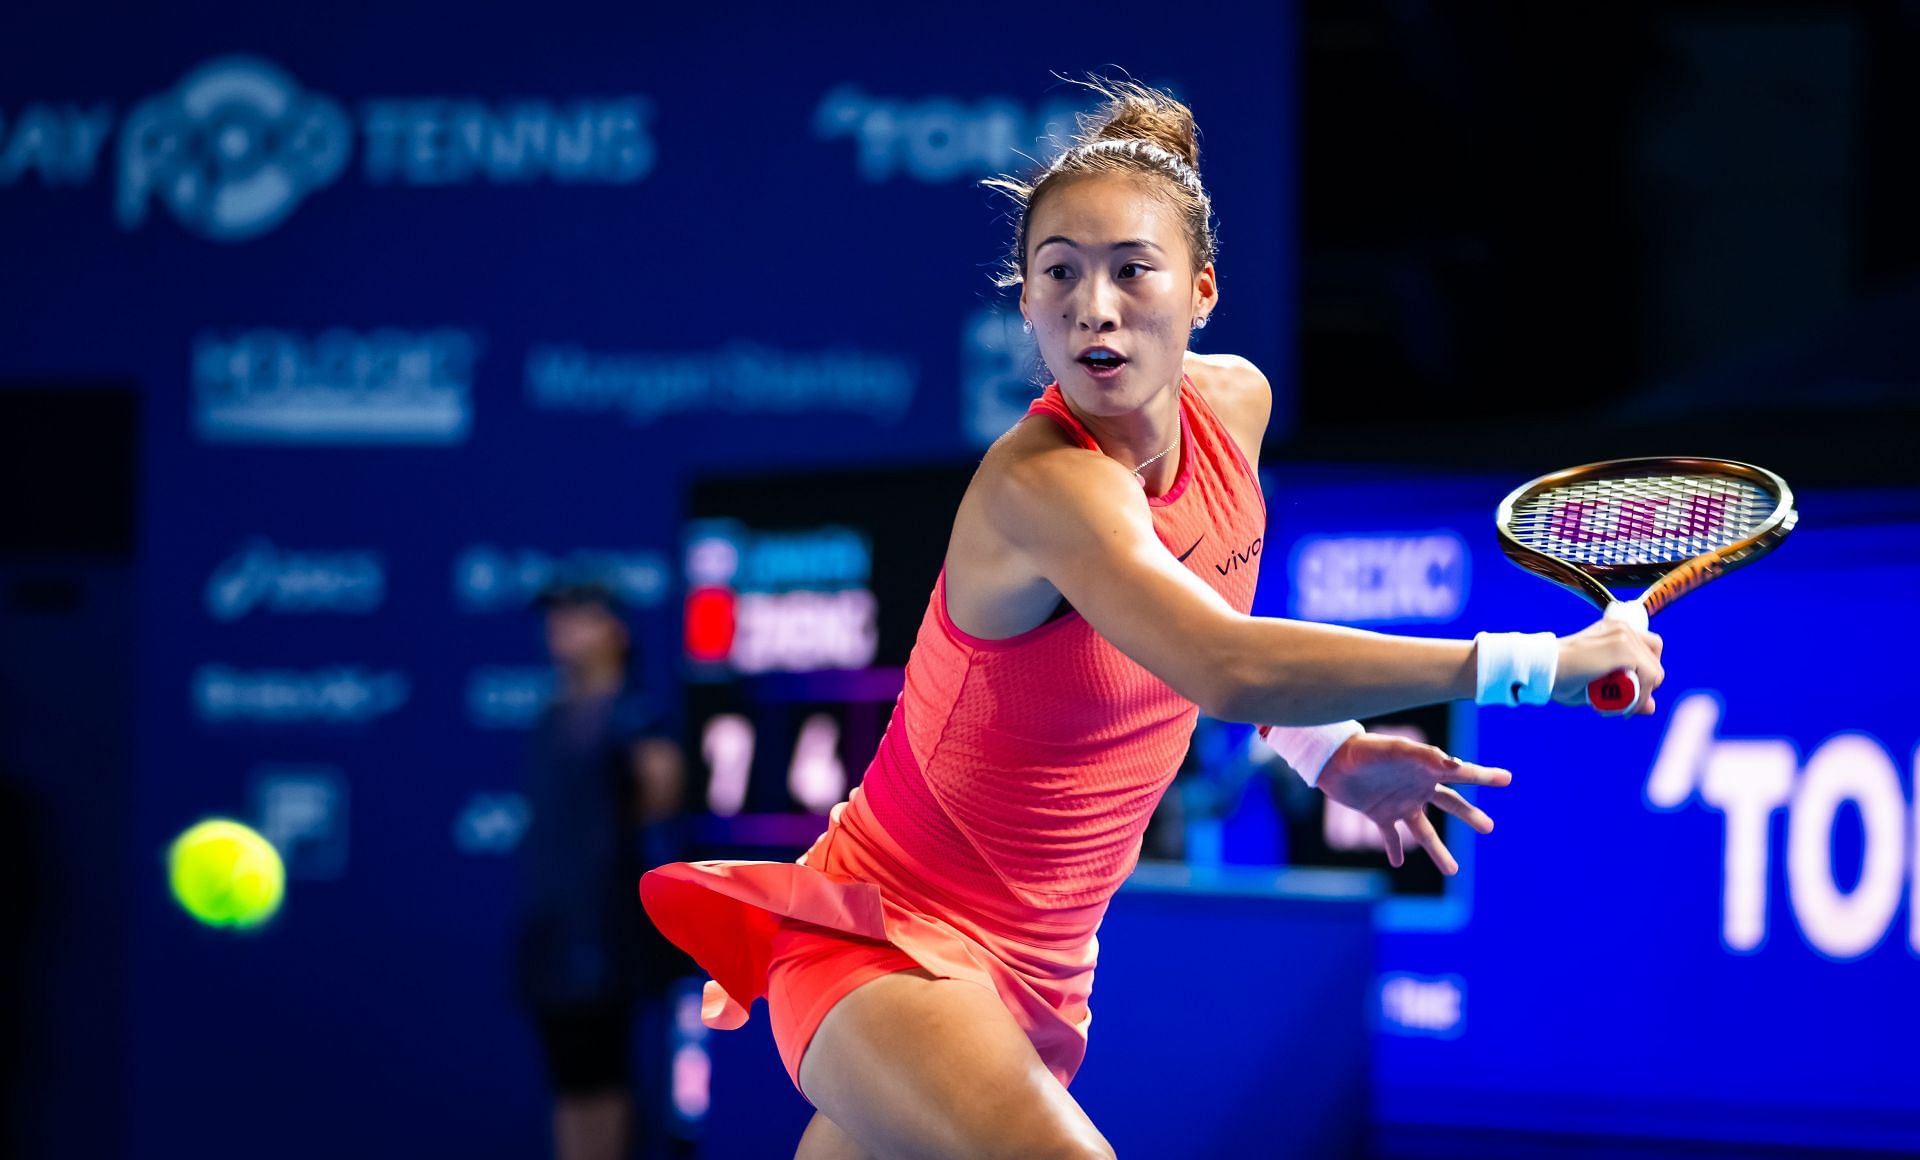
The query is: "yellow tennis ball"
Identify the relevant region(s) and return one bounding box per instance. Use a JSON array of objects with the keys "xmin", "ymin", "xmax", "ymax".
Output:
[{"xmin": 167, "ymin": 819, "xmax": 285, "ymax": 929}]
